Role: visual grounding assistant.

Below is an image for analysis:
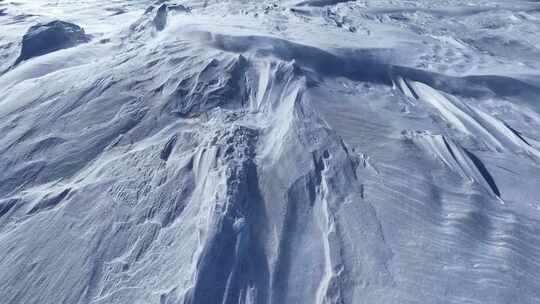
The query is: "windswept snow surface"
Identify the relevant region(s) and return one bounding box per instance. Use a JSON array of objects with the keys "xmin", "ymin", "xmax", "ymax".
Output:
[{"xmin": 1, "ymin": 0, "xmax": 540, "ymax": 303}]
